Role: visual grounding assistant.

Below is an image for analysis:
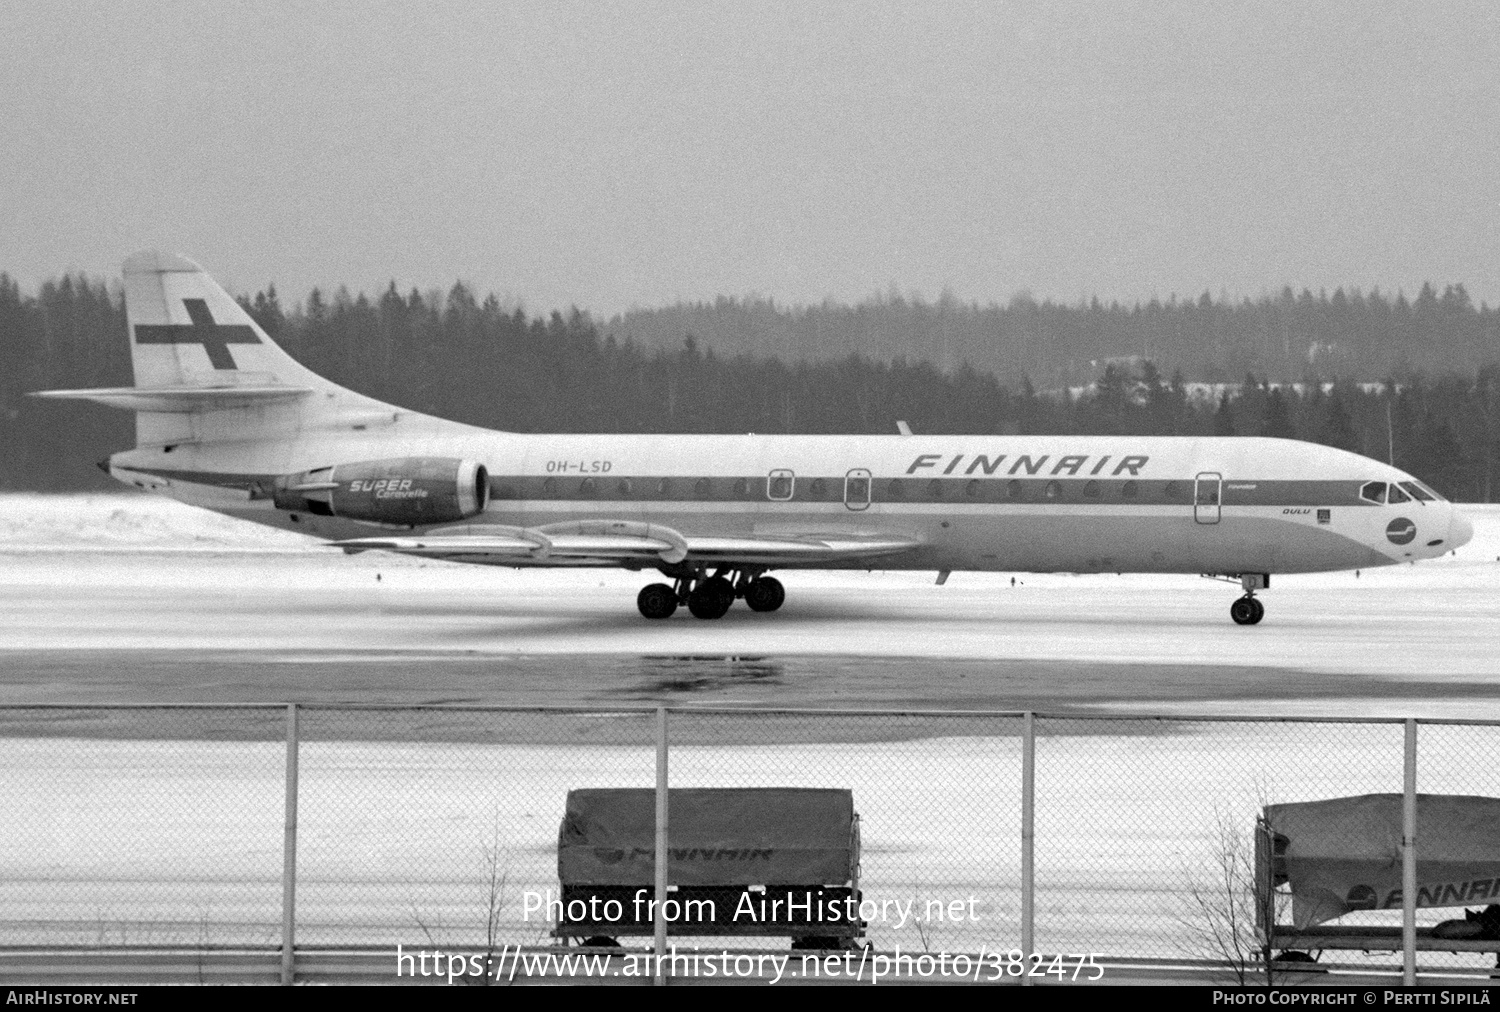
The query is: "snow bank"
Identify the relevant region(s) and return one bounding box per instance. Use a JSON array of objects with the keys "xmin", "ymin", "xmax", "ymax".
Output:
[{"xmin": 0, "ymin": 493, "xmax": 316, "ymax": 549}]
